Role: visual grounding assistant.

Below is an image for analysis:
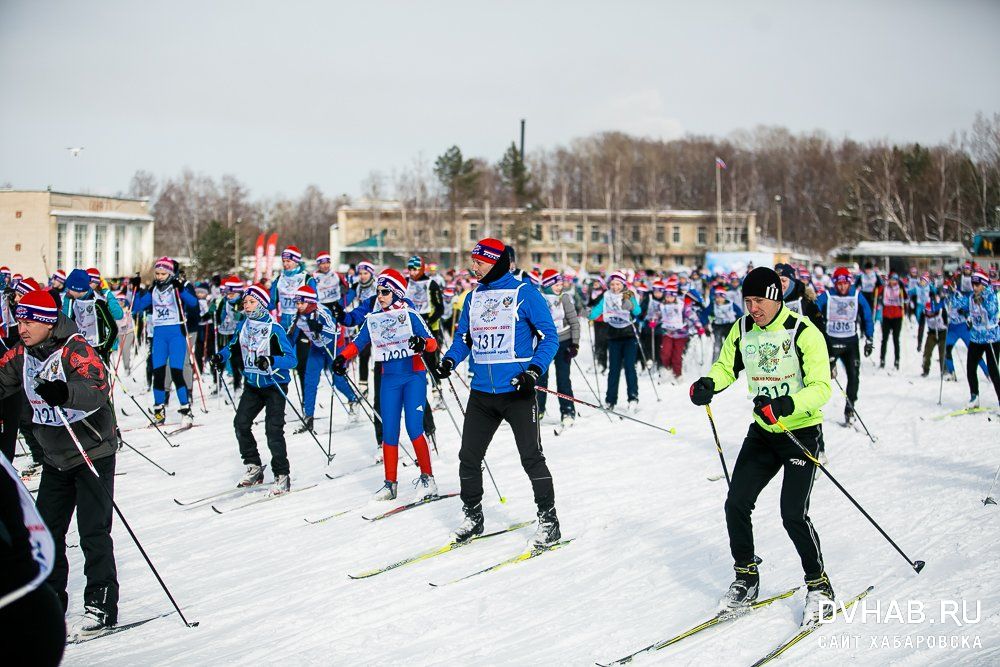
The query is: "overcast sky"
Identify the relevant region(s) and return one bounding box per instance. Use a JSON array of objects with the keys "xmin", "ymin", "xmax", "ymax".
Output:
[{"xmin": 2, "ymin": 0, "xmax": 998, "ymax": 200}]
